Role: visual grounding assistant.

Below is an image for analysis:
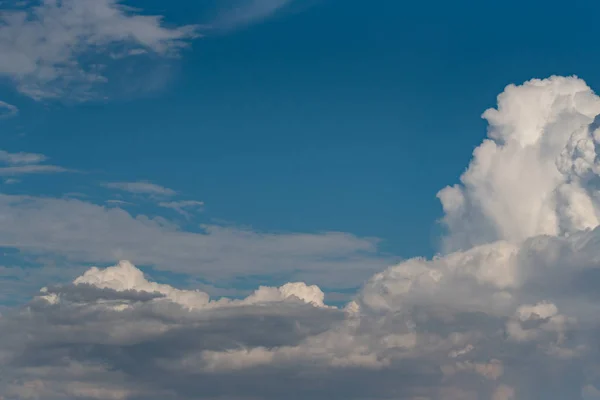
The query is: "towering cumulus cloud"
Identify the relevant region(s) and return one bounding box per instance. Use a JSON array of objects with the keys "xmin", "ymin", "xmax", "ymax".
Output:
[
  {"xmin": 438, "ymin": 76, "xmax": 600, "ymax": 249},
  {"xmin": 4, "ymin": 76, "xmax": 600, "ymax": 399}
]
